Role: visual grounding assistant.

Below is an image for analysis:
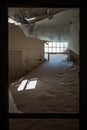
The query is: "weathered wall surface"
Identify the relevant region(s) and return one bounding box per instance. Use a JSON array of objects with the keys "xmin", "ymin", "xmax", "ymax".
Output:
[
  {"xmin": 8, "ymin": 24, "xmax": 44, "ymax": 80},
  {"xmin": 68, "ymin": 10, "xmax": 79, "ymax": 64},
  {"xmin": 68, "ymin": 22, "xmax": 79, "ymax": 55}
]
